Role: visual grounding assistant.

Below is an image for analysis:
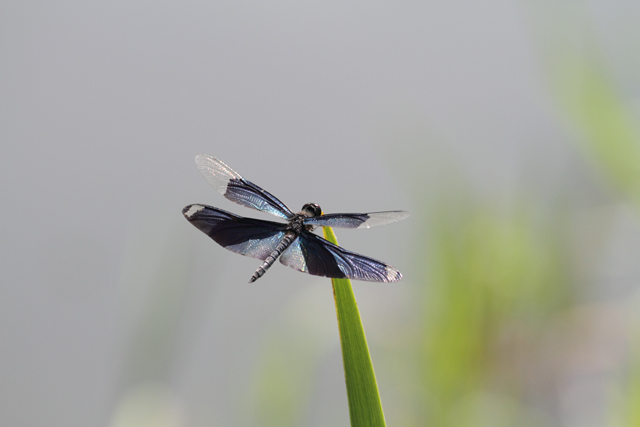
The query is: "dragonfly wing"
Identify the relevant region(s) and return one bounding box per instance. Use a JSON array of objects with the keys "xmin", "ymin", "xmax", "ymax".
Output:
[
  {"xmin": 303, "ymin": 211, "xmax": 409, "ymax": 229},
  {"xmin": 195, "ymin": 154, "xmax": 295, "ymax": 220},
  {"xmin": 279, "ymin": 231, "xmax": 402, "ymax": 282},
  {"xmin": 183, "ymin": 204, "xmax": 287, "ymax": 260}
]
